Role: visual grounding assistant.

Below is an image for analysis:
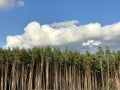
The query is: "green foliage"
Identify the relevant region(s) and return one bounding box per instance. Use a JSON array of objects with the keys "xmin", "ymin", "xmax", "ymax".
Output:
[
  {"xmin": 0, "ymin": 46, "xmax": 119, "ymax": 73},
  {"xmin": 0, "ymin": 46, "xmax": 120, "ymax": 90}
]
